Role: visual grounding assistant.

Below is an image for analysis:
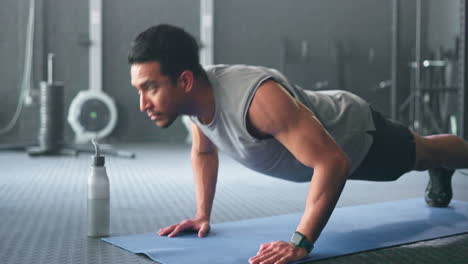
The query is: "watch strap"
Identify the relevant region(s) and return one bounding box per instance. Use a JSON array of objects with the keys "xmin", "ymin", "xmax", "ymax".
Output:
[{"xmin": 290, "ymin": 231, "xmax": 314, "ymax": 253}]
